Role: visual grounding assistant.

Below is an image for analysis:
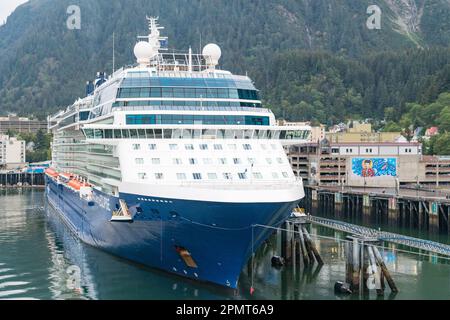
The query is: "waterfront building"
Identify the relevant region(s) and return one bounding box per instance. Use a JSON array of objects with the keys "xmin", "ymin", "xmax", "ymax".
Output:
[
  {"xmin": 326, "ymin": 122, "xmax": 402, "ymax": 143},
  {"xmin": 287, "ymin": 141, "xmax": 450, "ymax": 187},
  {"xmin": 0, "ymin": 135, "xmax": 26, "ymax": 169},
  {"xmin": 0, "ymin": 115, "xmax": 48, "ymax": 134}
]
